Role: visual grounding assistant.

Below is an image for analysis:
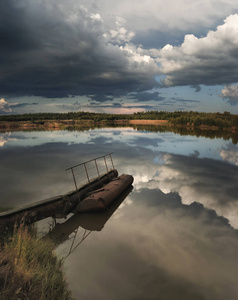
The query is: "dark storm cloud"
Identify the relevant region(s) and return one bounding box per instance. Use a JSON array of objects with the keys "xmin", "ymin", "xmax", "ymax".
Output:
[
  {"xmin": 132, "ymin": 29, "xmax": 186, "ymax": 49},
  {"xmin": 128, "ymin": 91, "xmax": 165, "ymax": 102},
  {"xmin": 88, "ymin": 102, "xmax": 122, "ymax": 108},
  {"xmin": 0, "ymin": 2, "xmax": 39, "ymax": 57},
  {"xmin": 88, "ymin": 102, "xmax": 158, "ymax": 110},
  {"xmin": 0, "ymin": 1, "xmax": 158, "ymax": 99},
  {"xmin": 13, "ymin": 103, "xmax": 39, "ymax": 108},
  {"xmin": 90, "ymin": 99, "xmax": 122, "ymax": 108},
  {"xmin": 191, "ymin": 85, "xmax": 201, "ymax": 92},
  {"xmin": 172, "ymin": 97, "xmax": 200, "ymax": 103},
  {"xmin": 89, "ymin": 95, "xmax": 114, "ymax": 103}
]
